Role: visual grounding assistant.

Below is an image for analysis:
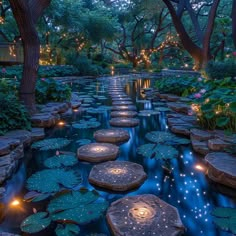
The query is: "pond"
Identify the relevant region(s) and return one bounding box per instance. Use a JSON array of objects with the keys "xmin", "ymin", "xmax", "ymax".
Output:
[{"xmin": 0, "ymin": 75, "xmax": 235, "ymax": 236}]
